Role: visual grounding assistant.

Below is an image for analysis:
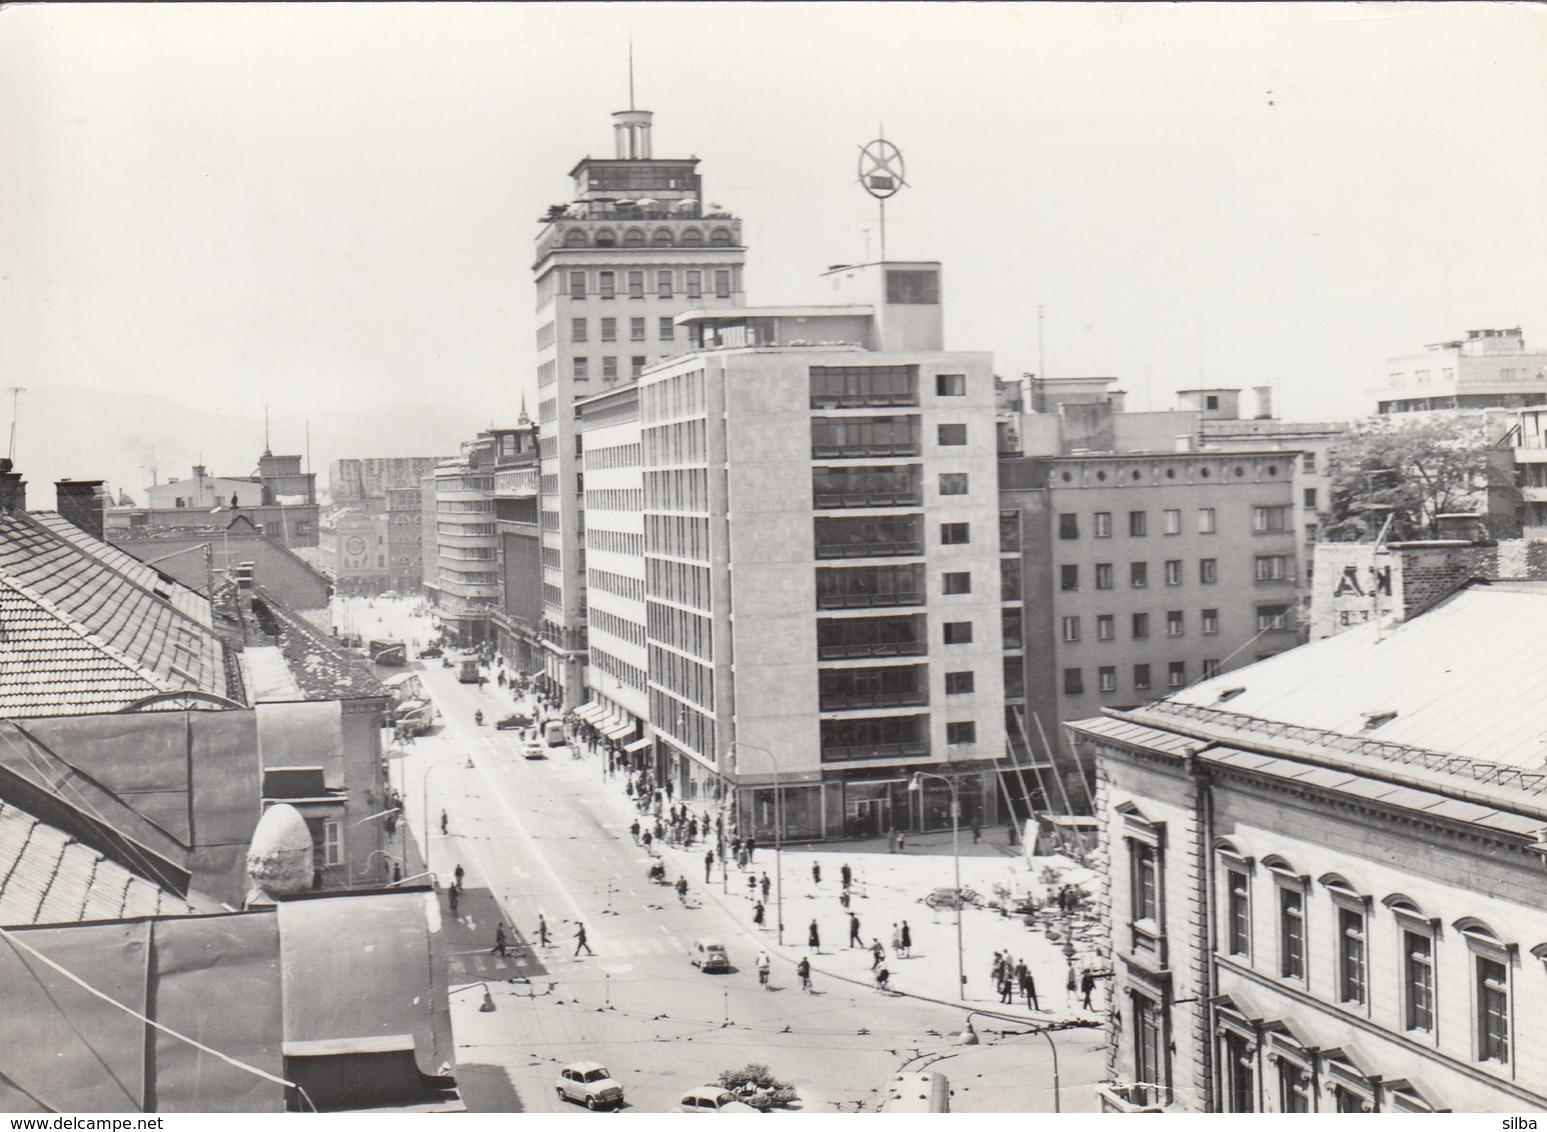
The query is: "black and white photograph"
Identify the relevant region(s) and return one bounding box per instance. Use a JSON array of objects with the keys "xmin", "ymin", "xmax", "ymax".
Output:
[{"xmin": 0, "ymin": 1, "xmax": 1544, "ymax": 1119}]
